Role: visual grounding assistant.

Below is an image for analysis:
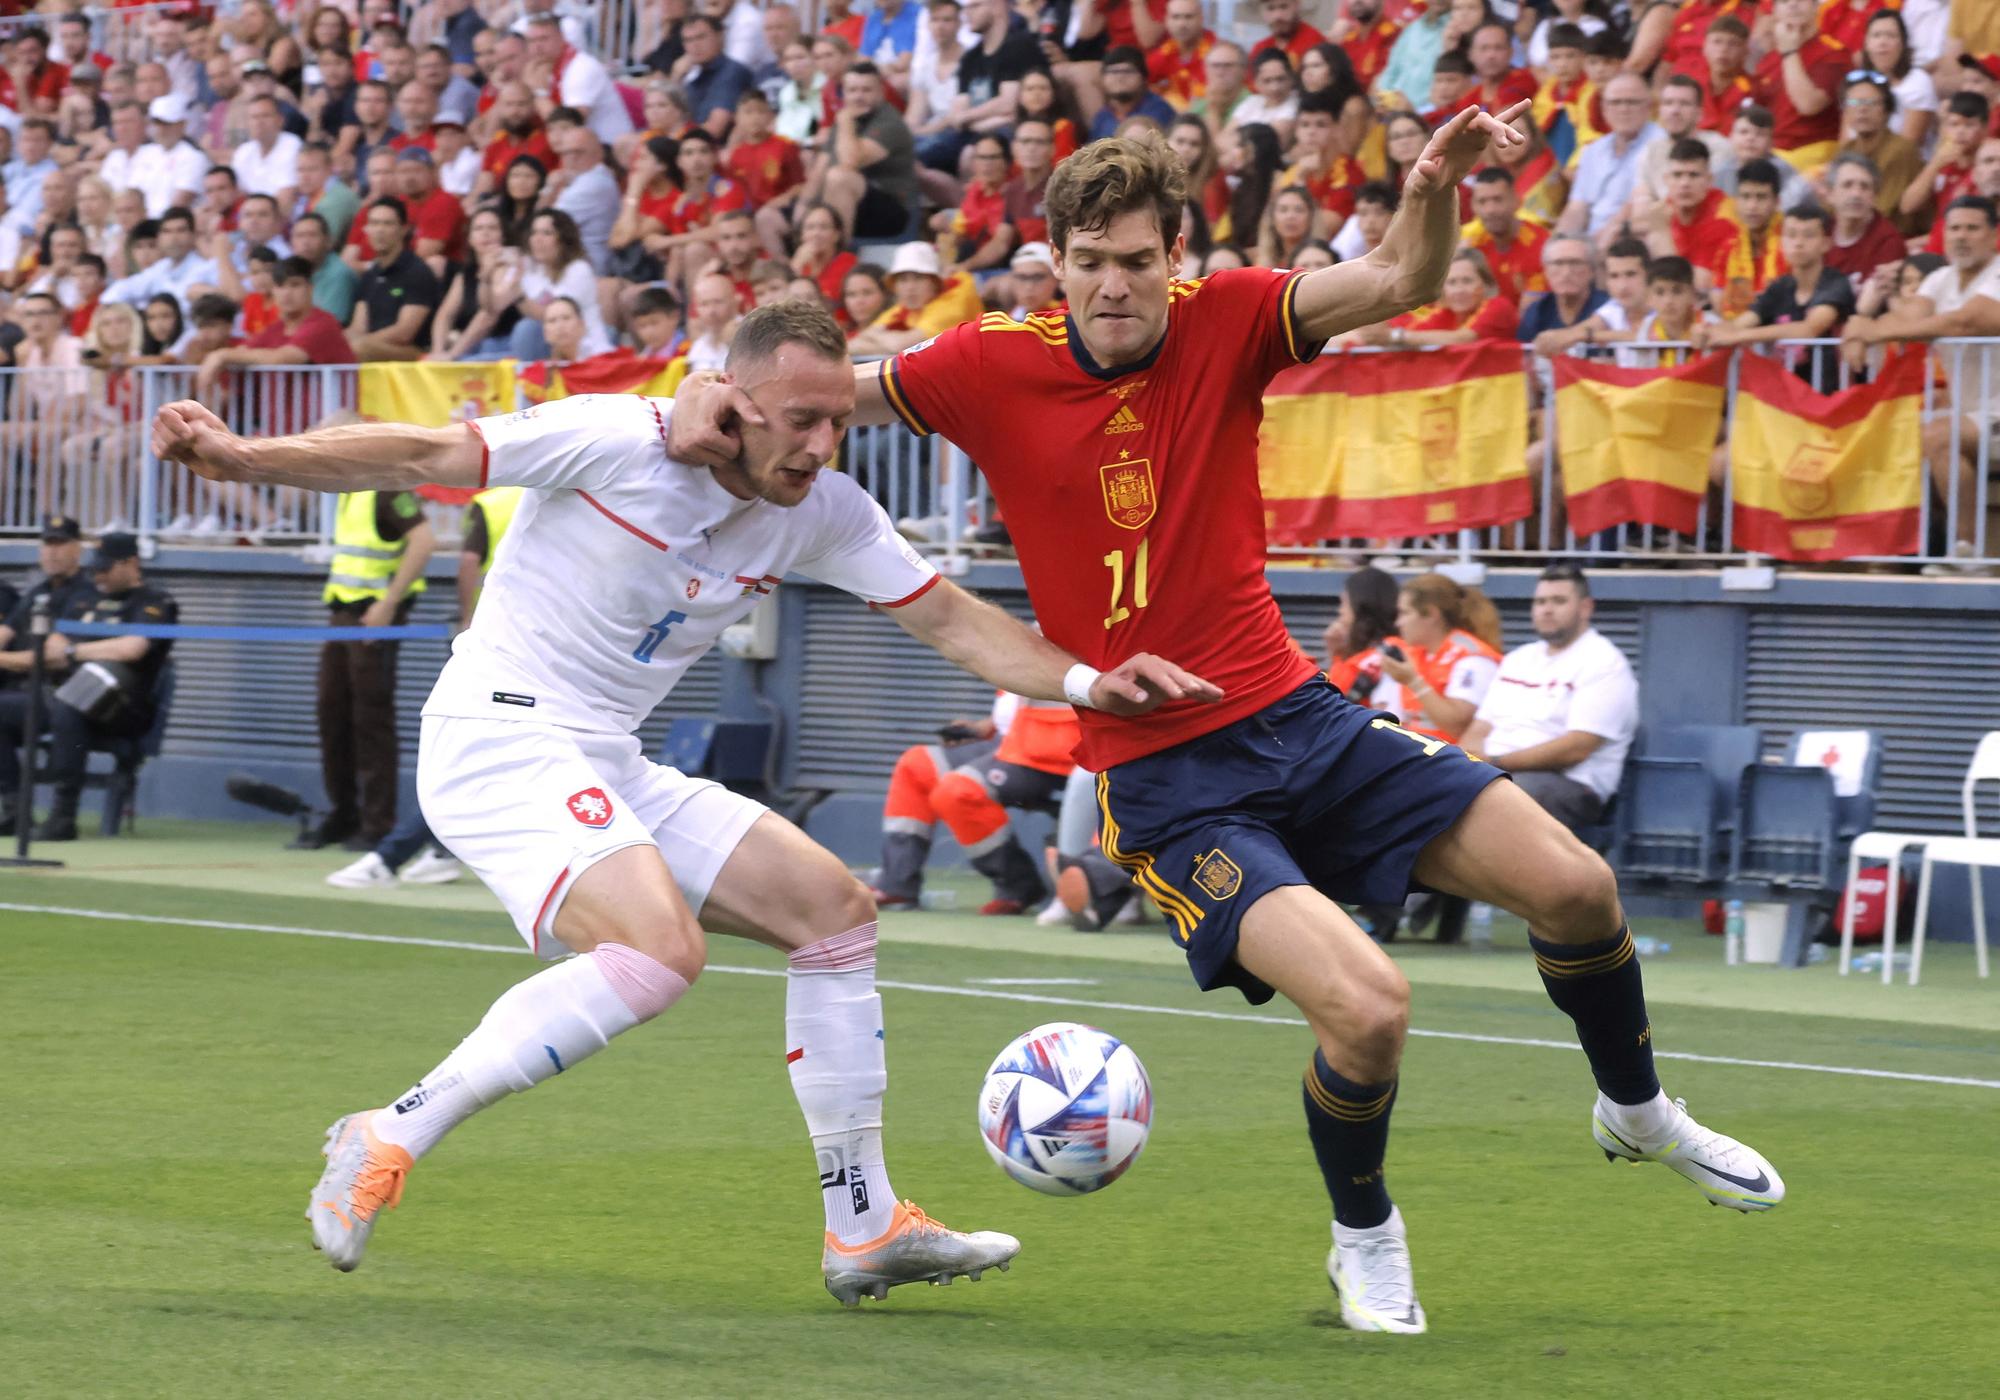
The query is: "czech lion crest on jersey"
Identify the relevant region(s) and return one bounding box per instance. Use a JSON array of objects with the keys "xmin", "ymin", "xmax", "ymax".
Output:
[
  {"xmin": 566, "ymin": 788, "xmax": 615, "ymax": 828},
  {"xmin": 1100, "ymin": 457, "xmax": 1157, "ymax": 529}
]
